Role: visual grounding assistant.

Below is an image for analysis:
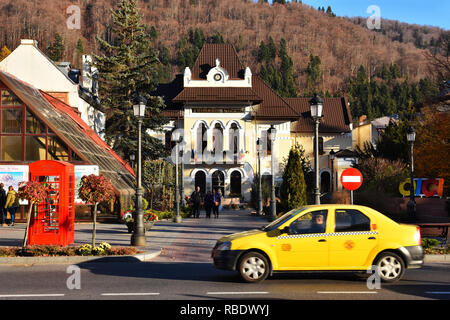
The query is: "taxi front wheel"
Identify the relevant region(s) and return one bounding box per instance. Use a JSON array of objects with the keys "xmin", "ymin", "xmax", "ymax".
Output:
[
  {"xmin": 238, "ymin": 252, "xmax": 270, "ymax": 283},
  {"xmin": 374, "ymin": 252, "xmax": 405, "ymax": 283}
]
